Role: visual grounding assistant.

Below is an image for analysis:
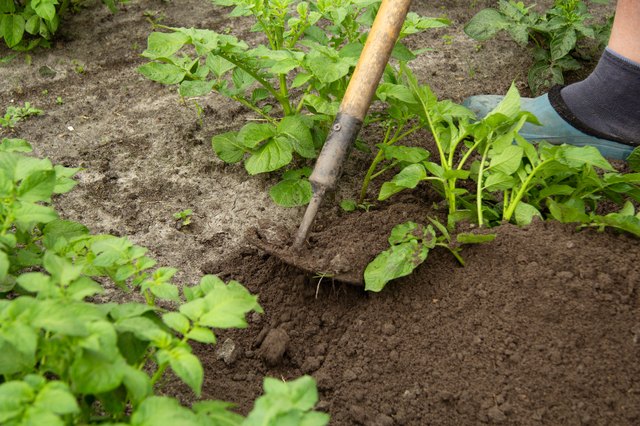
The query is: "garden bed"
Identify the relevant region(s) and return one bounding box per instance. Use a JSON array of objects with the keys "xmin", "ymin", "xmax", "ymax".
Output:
[{"xmin": 1, "ymin": 0, "xmax": 638, "ymax": 424}]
